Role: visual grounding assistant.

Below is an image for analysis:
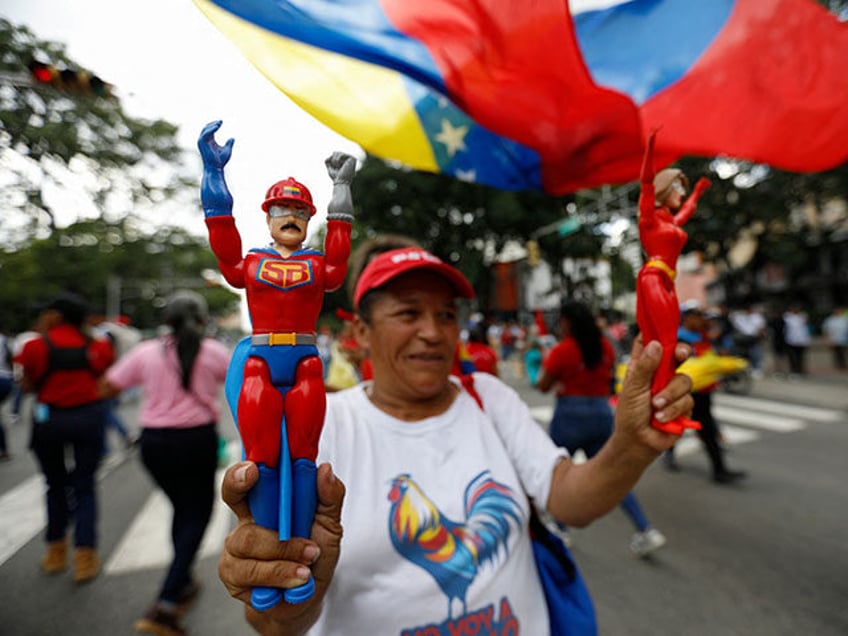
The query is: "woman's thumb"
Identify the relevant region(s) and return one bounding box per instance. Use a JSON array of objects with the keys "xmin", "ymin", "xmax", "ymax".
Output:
[{"xmin": 316, "ymin": 462, "xmax": 345, "ymax": 523}]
